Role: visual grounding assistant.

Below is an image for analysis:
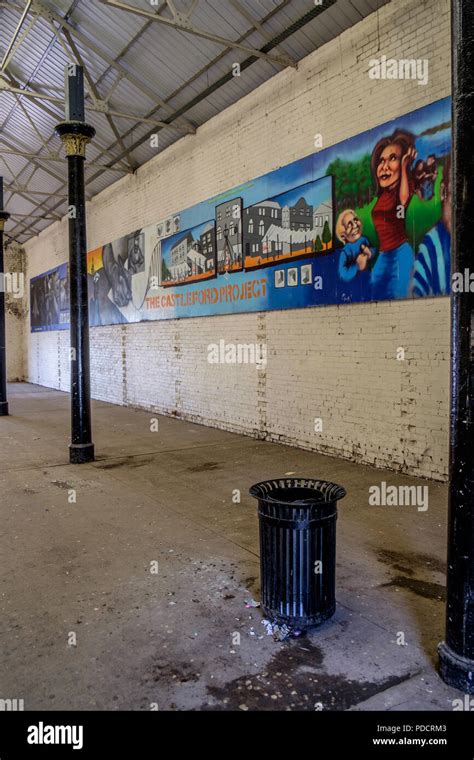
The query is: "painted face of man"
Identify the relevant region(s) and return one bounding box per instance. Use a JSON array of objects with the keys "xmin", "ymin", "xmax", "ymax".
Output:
[
  {"xmin": 342, "ymin": 211, "xmax": 362, "ymax": 243},
  {"xmin": 377, "ymin": 143, "xmax": 402, "ymax": 188}
]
